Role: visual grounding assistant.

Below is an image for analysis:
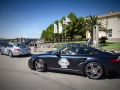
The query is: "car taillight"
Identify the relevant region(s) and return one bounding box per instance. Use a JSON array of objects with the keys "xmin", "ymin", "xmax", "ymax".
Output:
[
  {"xmin": 110, "ymin": 58, "xmax": 120, "ymax": 63},
  {"xmin": 14, "ymin": 49, "xmax": 20, "ymax": 52}
]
